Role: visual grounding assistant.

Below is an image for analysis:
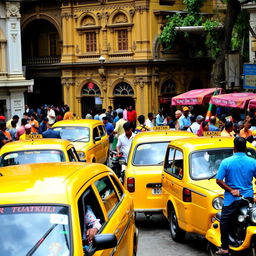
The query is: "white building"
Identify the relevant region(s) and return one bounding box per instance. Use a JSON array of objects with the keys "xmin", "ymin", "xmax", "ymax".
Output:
[{"xmin": 0, "ymin": 0, "xmax": 33, "ymax": 120}]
